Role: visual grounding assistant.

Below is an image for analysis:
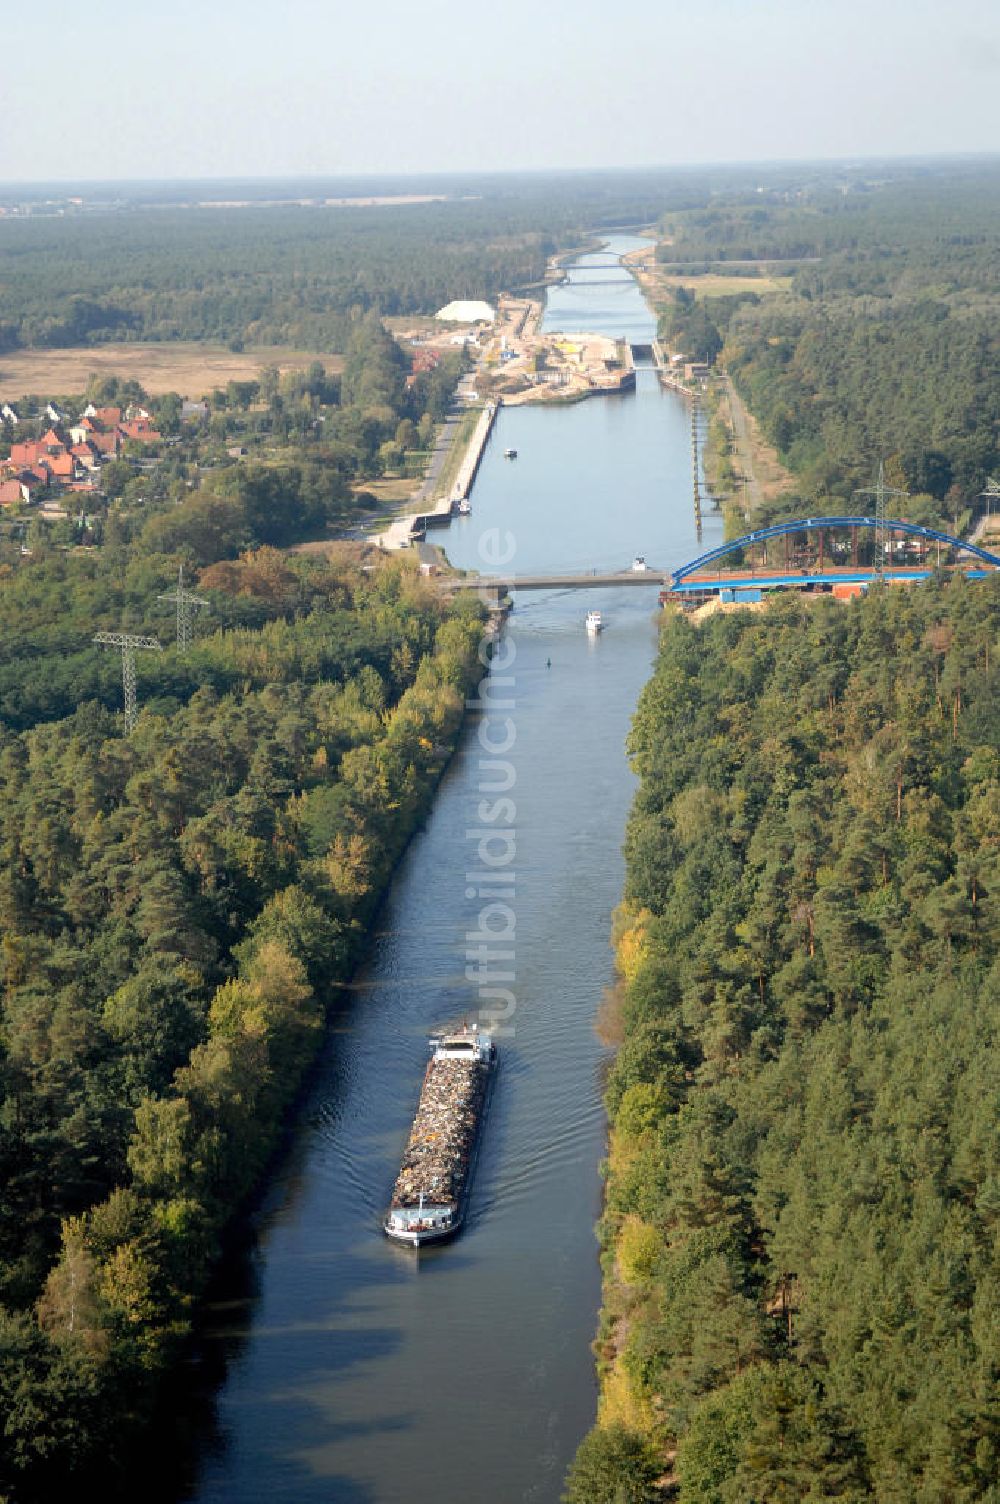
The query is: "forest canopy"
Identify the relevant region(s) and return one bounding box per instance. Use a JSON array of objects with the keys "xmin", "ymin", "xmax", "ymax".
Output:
[
  {"xmin": 0, "ymin": 170, "xmax": 712, "ymax": 356},
  {"xmin": 653, "ymin": 165, "xmax": 1000, "ymax": 506},
  {"xmin": 0, "ymin": 542, "xmax": 486, "ymax": 1497},
  {"xmin": 572, "ymin": 576, "xmax": 1000, "ymax": 1502}
]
